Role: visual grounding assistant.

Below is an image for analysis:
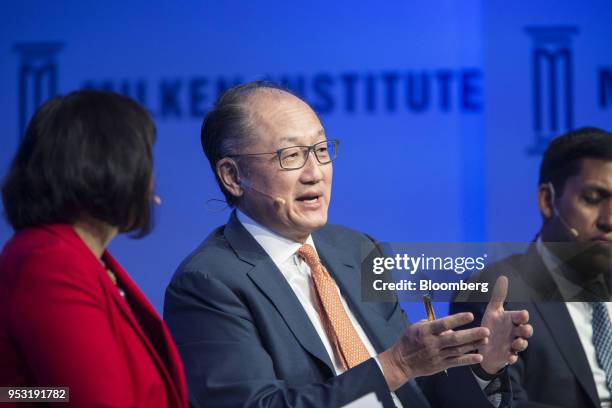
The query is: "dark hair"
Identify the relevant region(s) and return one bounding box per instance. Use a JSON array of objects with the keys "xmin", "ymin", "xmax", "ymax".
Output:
[
  {"xmin": 200, "ymin": 80, "xmax": 293, "ymax": 207},
  {"xmin": 2, "ymin": 90, "xmax": 156, "ymax": 237},
  {"xmin": 539, "ymin": 127, "xmax": 612, "ymax": 197}
]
